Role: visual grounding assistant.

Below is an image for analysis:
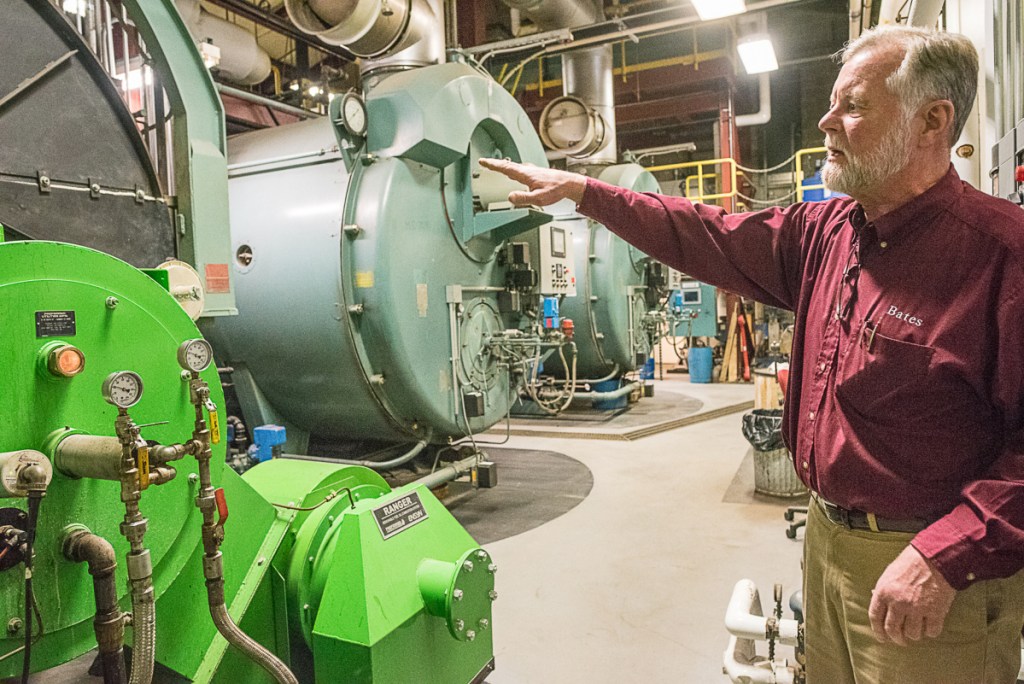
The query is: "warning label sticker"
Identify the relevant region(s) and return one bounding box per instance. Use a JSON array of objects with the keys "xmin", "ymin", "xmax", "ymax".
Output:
[
  {"xmin": 35, "ymin": 311, "xmax": 76, "ymax": 338},
  {"xmin": 372, "ymin": 491, "xmax": 429, "ymax": 540}
]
